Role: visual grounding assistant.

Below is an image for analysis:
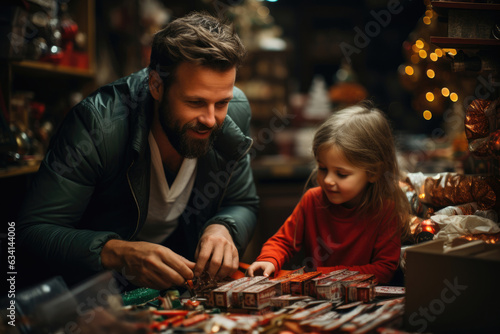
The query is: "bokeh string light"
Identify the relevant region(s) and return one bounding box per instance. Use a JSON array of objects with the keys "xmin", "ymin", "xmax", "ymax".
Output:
[{"xmin": 399, "ymin": 0, "xmax": 458, "ymax": 122}]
